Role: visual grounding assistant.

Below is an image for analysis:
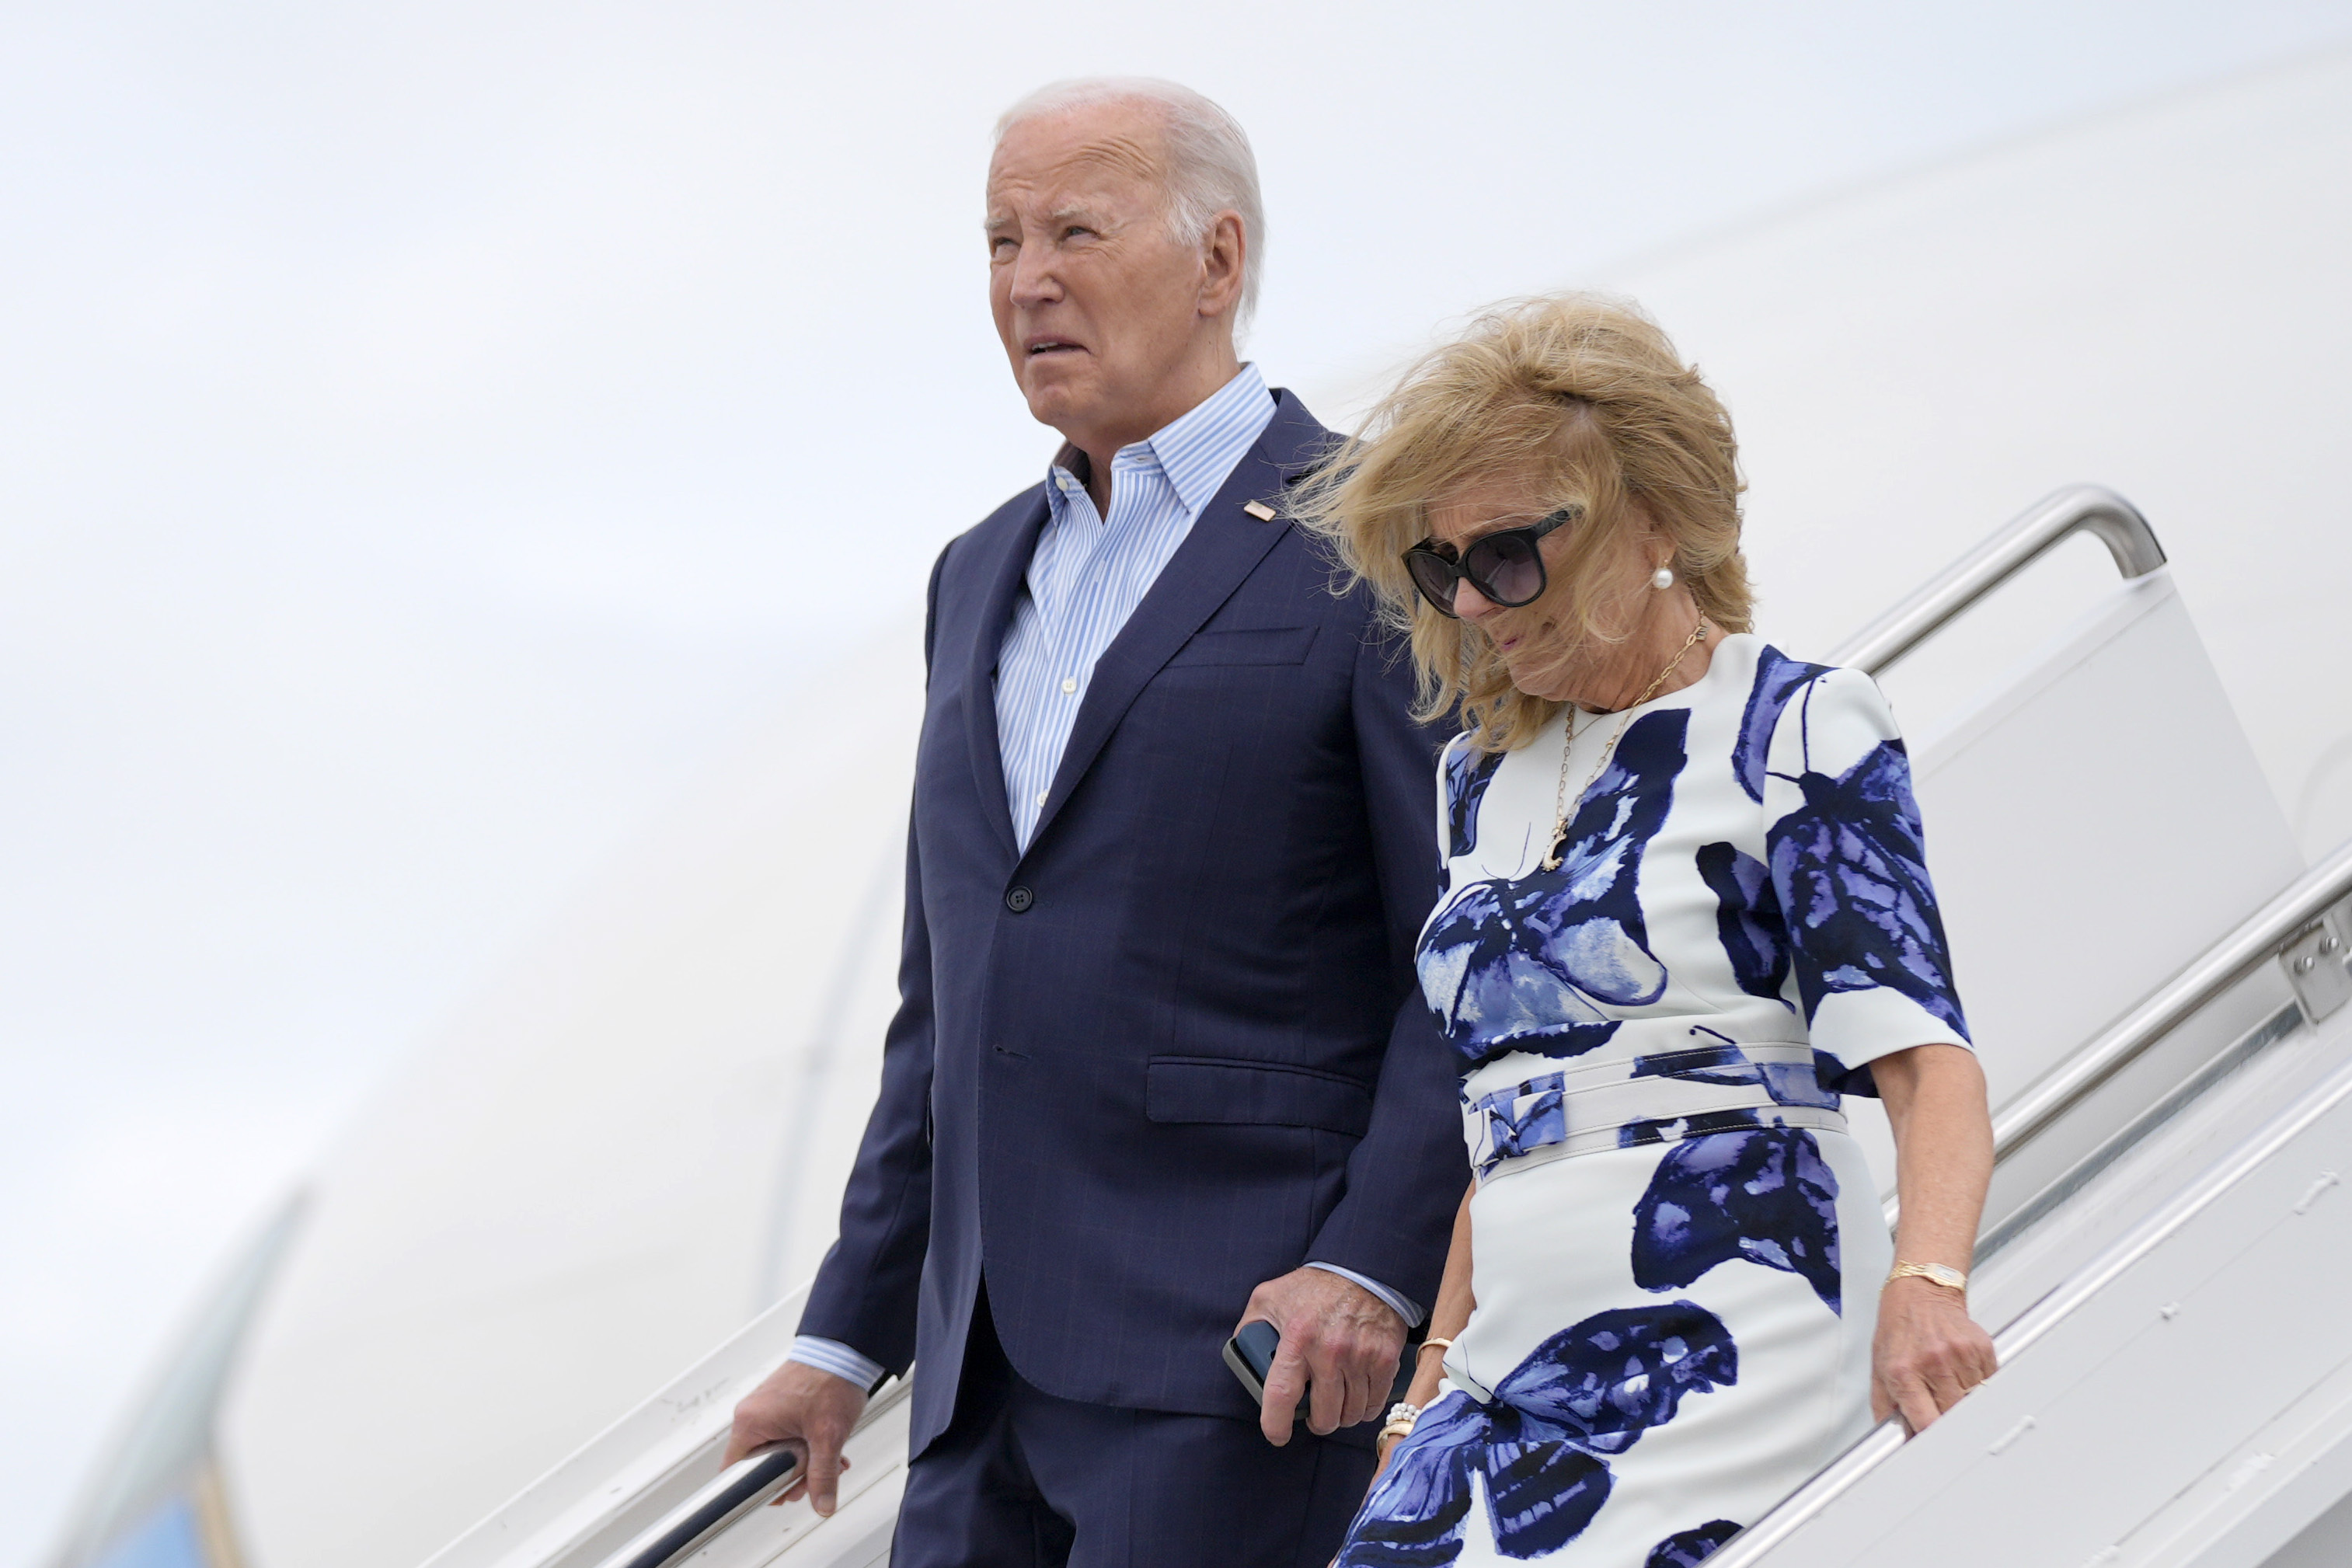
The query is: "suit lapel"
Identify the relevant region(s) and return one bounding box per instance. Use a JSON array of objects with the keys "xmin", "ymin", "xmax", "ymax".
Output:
[
  {"xmin": 1024, "ymin": 393, "xmax": 1332, "ymax": 853},
  {"xmin": 963, "ymin": 491, "xmax": 1051, "ymax": 861}
]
